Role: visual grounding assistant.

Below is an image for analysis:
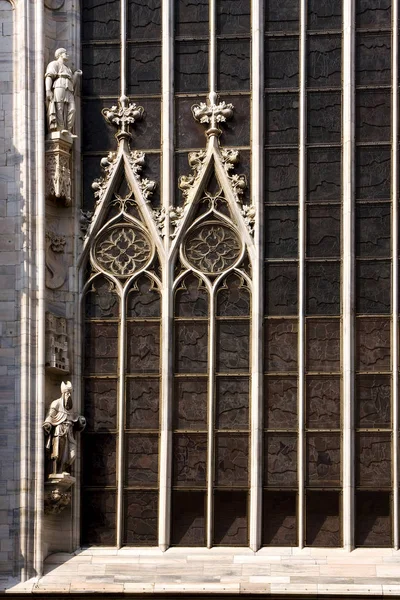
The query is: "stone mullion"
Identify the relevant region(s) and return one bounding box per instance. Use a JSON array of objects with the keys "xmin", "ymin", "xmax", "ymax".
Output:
[
  {"xmin": 158, "ymin": 0, "xmax": 174, "ymax": 550},
  {"xmin": 249, "ymin": 0, "xmax": 264, "ymax": 552},
  {"xmin": 297, "ymin": 0, "xmax": 307, "ymax": 549},
  {"xmin": 392, "ymin": 0, "xmax": 399, "ymax": 550},
  {"xmin": 342, "ymin": 0, "xmax": 356, "ymax": 551}
]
